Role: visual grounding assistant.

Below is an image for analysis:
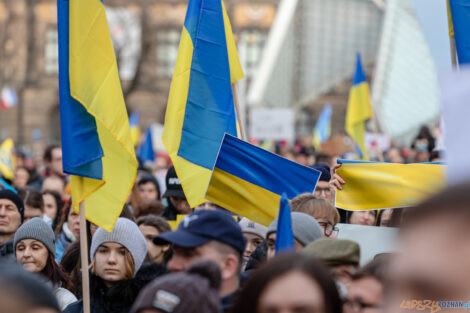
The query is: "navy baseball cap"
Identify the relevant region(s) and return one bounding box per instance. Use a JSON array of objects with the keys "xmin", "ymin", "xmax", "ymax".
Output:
[{"xmin": 153, "ymin": 210, "xmax": 246, "ymax": 254}]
